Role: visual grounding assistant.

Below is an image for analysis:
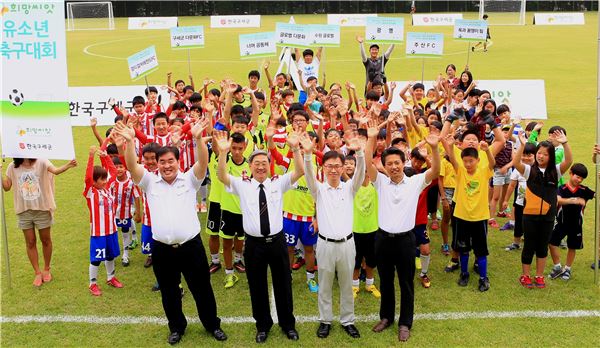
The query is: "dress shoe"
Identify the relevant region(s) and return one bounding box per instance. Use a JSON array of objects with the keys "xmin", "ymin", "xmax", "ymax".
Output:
[
  {"xmin": 372, "ymin": 318, "xmax": 392, "ymax": 333},
  {"xmin": 167, "ymin": 332, "xmax": 182, "ymax": 345},
  {"xmin": 342, "ymin": 324, "xmax": 360, "ymax": 338},
  {"xmin": 316, "ymin": 323, "xmax": 331, "ymax": 338},
  {"xmin": 398, "ymin": 325, "xmax": 411, "ymax": 342},
  {"xmin": 212, "ymin": 328, "xmax": 227, "ymax": 341},
  {"xmin": 255, "ymin": 331, "xmax": 268, "ymax": 343},
  {"xmin": 285, "ymin": 328, "xmax": 299, "ymax": 340}
]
